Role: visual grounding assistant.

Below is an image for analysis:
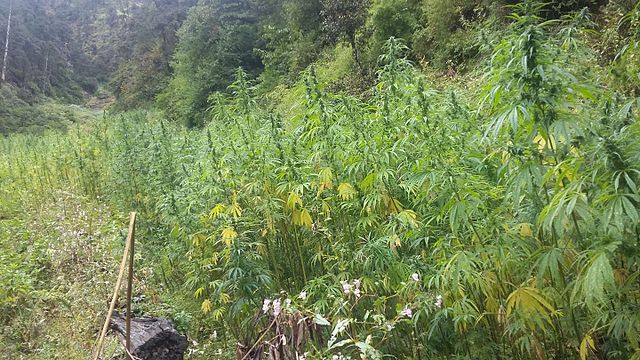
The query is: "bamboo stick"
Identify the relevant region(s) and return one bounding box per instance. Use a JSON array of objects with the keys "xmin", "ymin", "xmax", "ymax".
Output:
[{"xmin": 93, "ymin": 212, "xmax": 137, "ymax": 360}]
